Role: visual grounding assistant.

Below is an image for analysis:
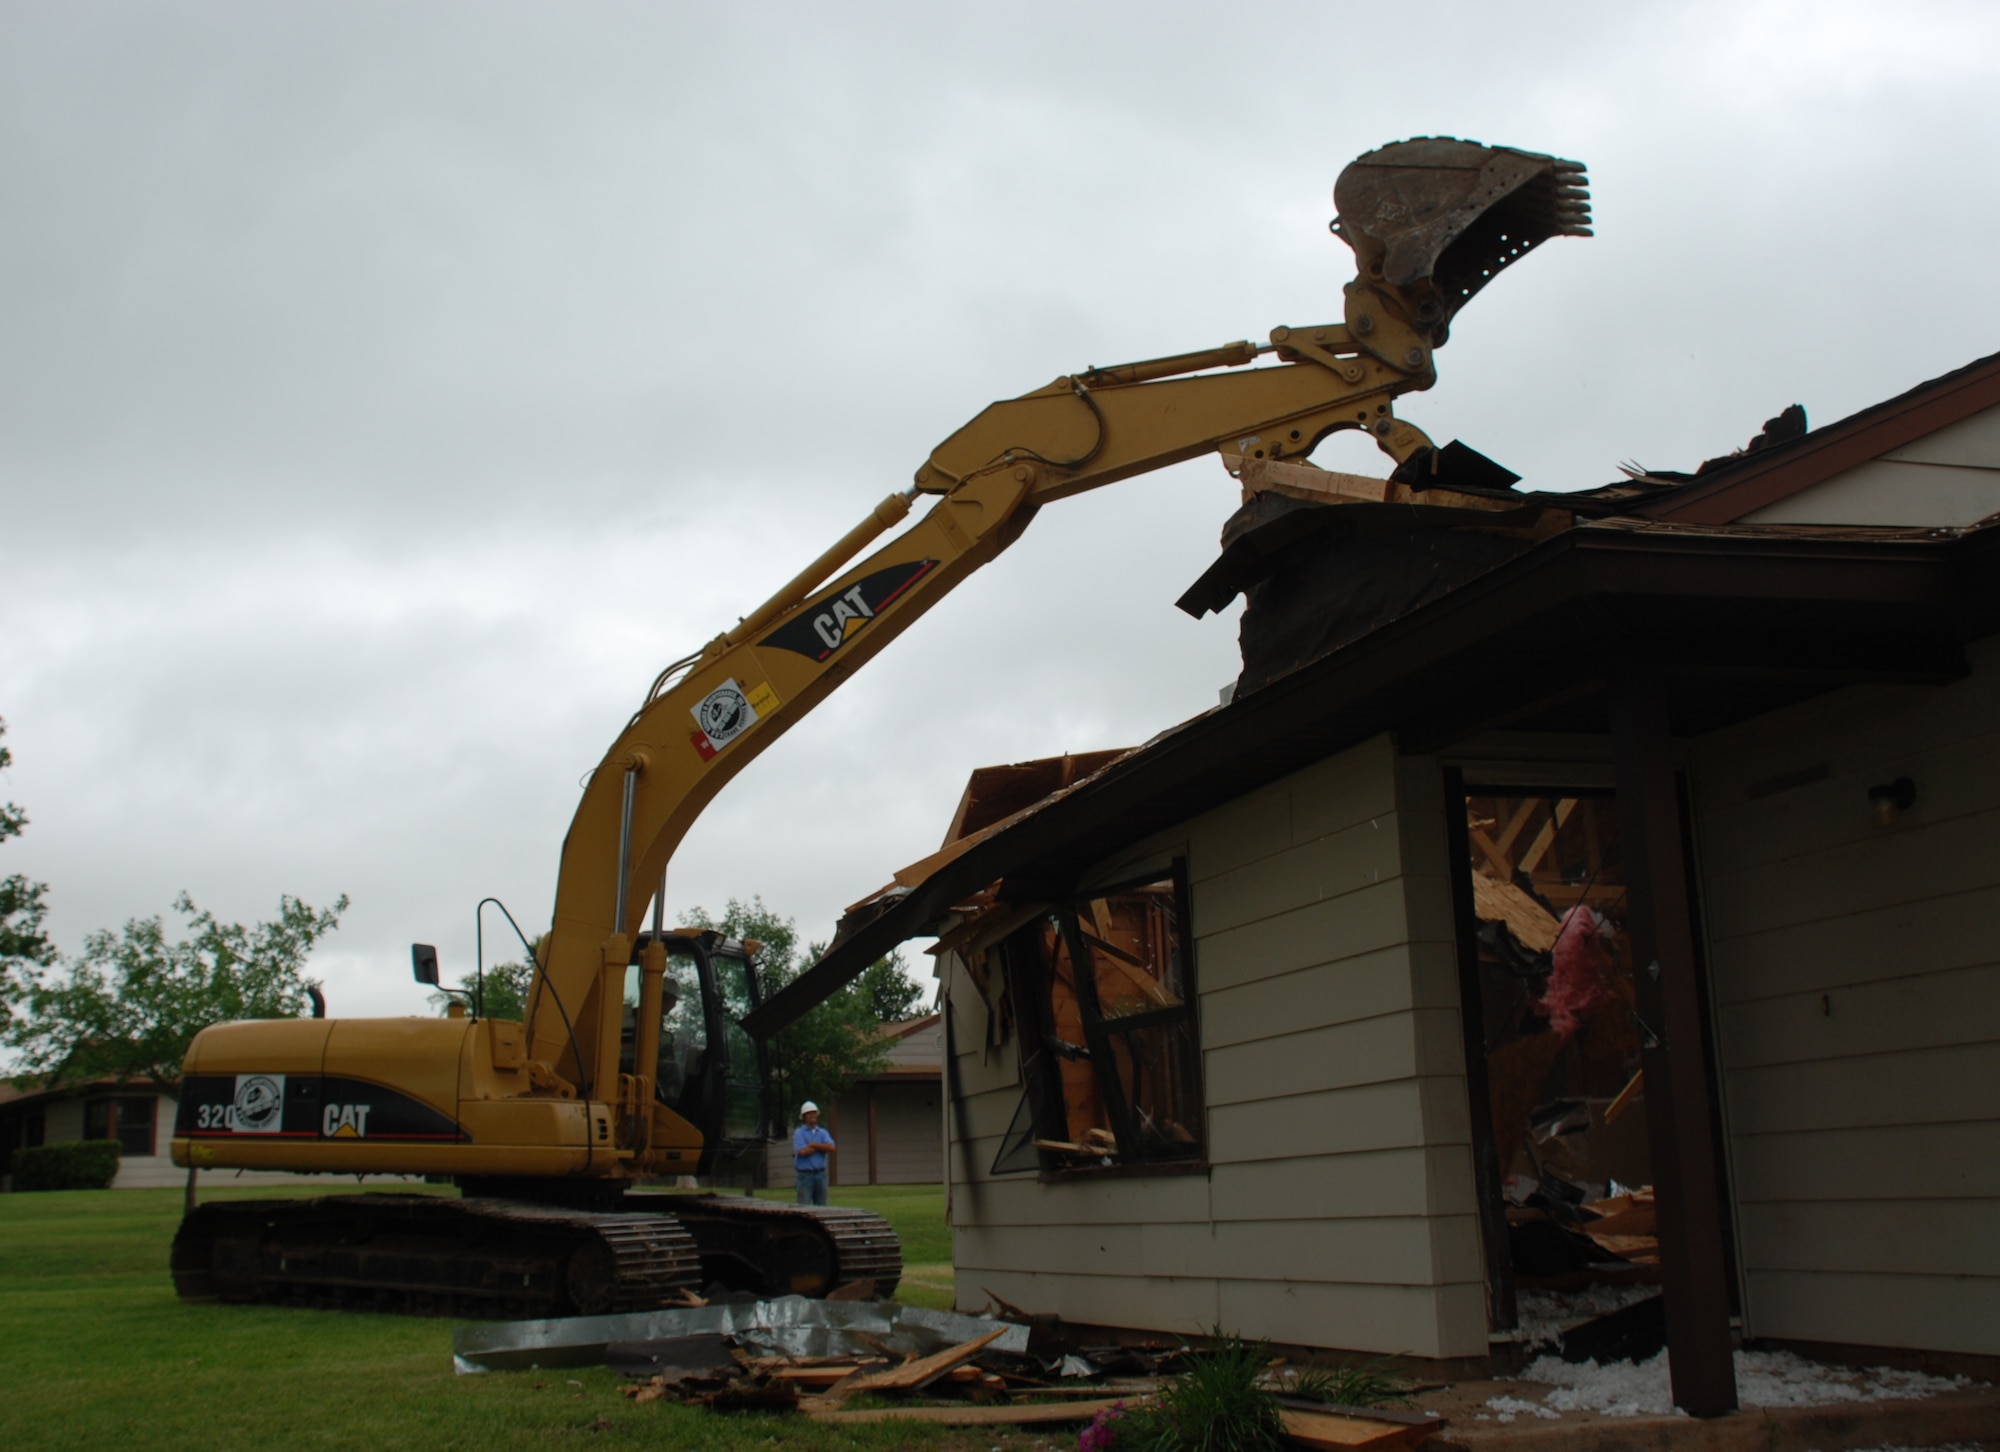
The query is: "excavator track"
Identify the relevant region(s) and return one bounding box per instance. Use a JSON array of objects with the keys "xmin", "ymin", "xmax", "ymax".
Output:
[
  {"xmin": 171, "ymin": 1194, "xmax": 703, "ymax": 1319},
  {"xmin": 642, "ymin": 1194, "xmax": 903, "ymax": 1299}
]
